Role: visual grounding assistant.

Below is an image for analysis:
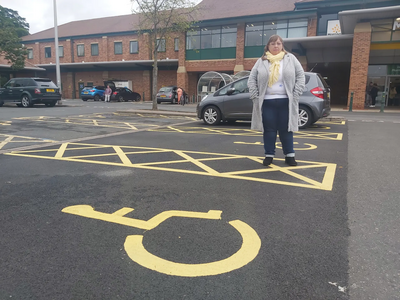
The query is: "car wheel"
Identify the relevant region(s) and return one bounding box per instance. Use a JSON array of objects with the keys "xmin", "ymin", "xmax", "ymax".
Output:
[
  {"xmin": 94, "ymin": 95, "xmax": 100, "ymax": 101},
  {"xmin": 135, "ymin": 94, "xmax": 141, "ymax": 102},
  {"xmin": 298, "ymin": 105, "xmax": 313, "ymax": 129},
  {"xmin": 157, "ymin": 101, "xmax": 160, "ymax": 104},
  {"xmin": 203, "ymin": 106, "xmax": 221, "ymax": 125},
  {"xmin": 82, "ymin": 99, "xmax": 87, "ymax": 101},
  {"xmin": 47, "ymin": 101, "xmax": 57, "ymax": 107},
  {"xmin": 0, "ymin": 100, "xmax": 3, "ymax": 107},
  {"xmin": 118, "ymin": 96, "xmax": 124, "ymax": 102},
  {"xmin": 21, "ymin": 95, "xmax": 32, "ymax": 107},
  {"xmin": 172, "ymin": 97, "xmax": 176, "ymax": 104}
]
